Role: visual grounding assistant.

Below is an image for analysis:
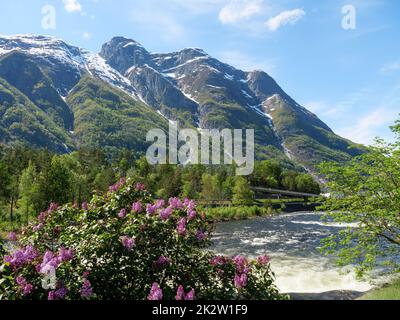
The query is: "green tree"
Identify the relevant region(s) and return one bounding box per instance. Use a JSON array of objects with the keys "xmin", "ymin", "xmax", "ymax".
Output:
[
  {"xmin": 222, "ymin": 176, "xmax": 235, "ymax": 200},
  {"xmin": 295, "ymin": 174, "xmax": 320, "ymax": 194},
  {"xmin": 181, "ymin": 165, "xmax": 205, "ymax": 199},
  {"xmin": 200, "ymin": 174, "xmax": 215, "ymax": 202},
  {"xmin": 155, "ymin": 165, "xmax": 182, "ymax": 199},
  {"xmin": 250, "ymin": 161, "xmax": 281, "ymax": 188},
  {"xmin": 319, "ymin": 118, "xmax": 400, "ymax": 277},
  {"xmin": 232, "ymin": 177, "xmax": 254, "ymax": 205},
  {"xmin": 0, "ymin": 161, "xmax": 18, "ymax": 222},
  {"xmin": 93, "ymin": 168, "xmax": 115, "ymax": 194},
  {"xmin": 35, "ymin": 156, "xmax": 72, "ymax": 211},
  {"xmin": 280, "ymin": 171, "xmax": 298, "ymax": 191},
  {"xmin": 18, "ymin": 161, "xmax": 38, "ymax": 223}
]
